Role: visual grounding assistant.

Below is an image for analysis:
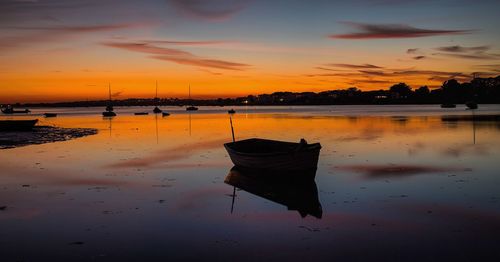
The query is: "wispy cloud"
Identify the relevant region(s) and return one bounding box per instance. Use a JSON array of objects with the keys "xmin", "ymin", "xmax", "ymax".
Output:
[
  {"xmin": 432, "ymin": 45, "xmax": 500, "ymax": 60},
  {"xmin": 330, "ymin": 22, "xmax": 473, "ymax": 39},
  {"xmin": 144, "ymin": 39, "xmax": 235, "ymax": 46},
  {"xmin": 102, "ymin": 42, "xmax": 191, "ymax": 56},
  {"xmin": 198, "ymin": 68, "xmax": 223, "ymax": 75},
  {"xmin": 2, "ymin": 24, "xmax": 140, "ymax": 32},
  {"xmin": 153, "ymin": 56, "xmax": 249, "ymax": 70},
  {"xmin": 413, "ymin": 55, "xmax": 426, "ymax": 60},
  {"xmin": 358, "ymin": 70, "xmax": 386, "ymax": 76},
  {"xmin": 0, "ymin": 23, "xmax": 144, "ymax": 50},
  {"xmin": 435, "ymin": 53, "xmax": 500, "ymax": 60},
  {"xmin": 392, "ymin": 69, "xmax": 467, "ymax": 78},
  {"xmin": 406, "ymin": 48, "xmax": 419, "ymax": 54},
  {"xmin": 102, "ymin": 41, "xmax": 250, "ymax": 70},
  {"xmin": 435, "ymin": 45, "xmax": 490, "ymax": 53},
  {"xmin": 309, "ymin": 63, "xmax": 476, "ymax": 87},
  {"xmin": 168, "ymin": 0, "xmax": 249, "ymax": 21},
  {"xmin": 325, "ymin": 63, "xmax": 383, "ymax": 69},
  {"xmin": 474, "ymin": 64, "xmax": 500, "ymax": 73}
]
